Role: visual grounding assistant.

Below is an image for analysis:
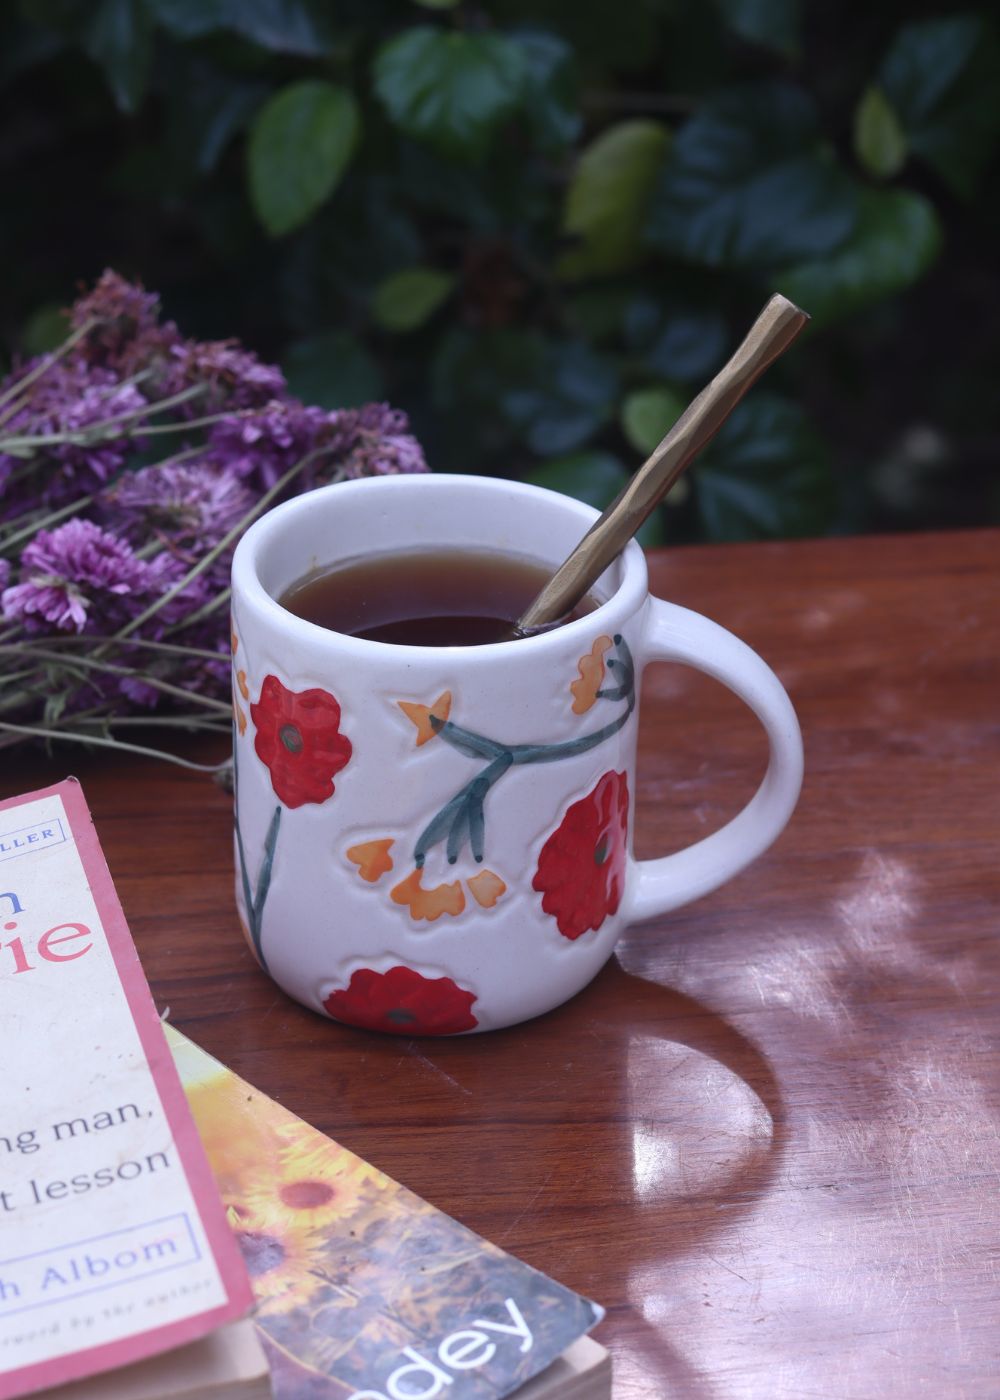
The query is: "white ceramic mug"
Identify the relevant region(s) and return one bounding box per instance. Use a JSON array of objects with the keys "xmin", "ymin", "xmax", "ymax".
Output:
[{"xmin": 229, "ymin": 475, "xmax": 802, "ymax": 1035}]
